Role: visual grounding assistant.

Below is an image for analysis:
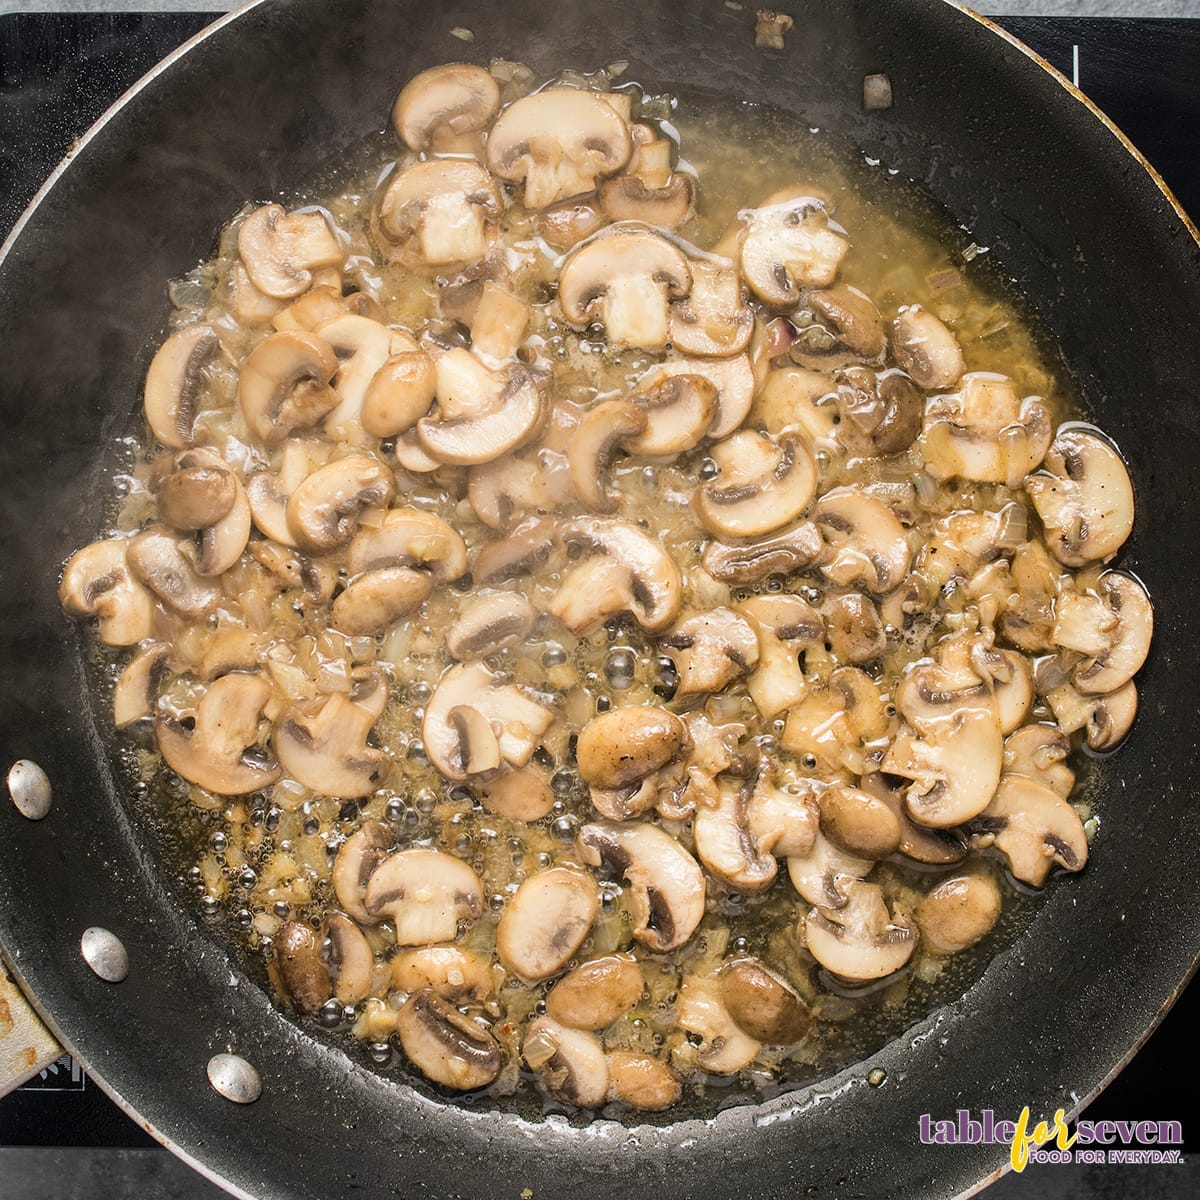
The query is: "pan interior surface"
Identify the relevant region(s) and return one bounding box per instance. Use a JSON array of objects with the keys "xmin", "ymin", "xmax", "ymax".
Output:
[{"xmin": 0, "ymin": 2, "xmax": 1196, "ymax": 1198}]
